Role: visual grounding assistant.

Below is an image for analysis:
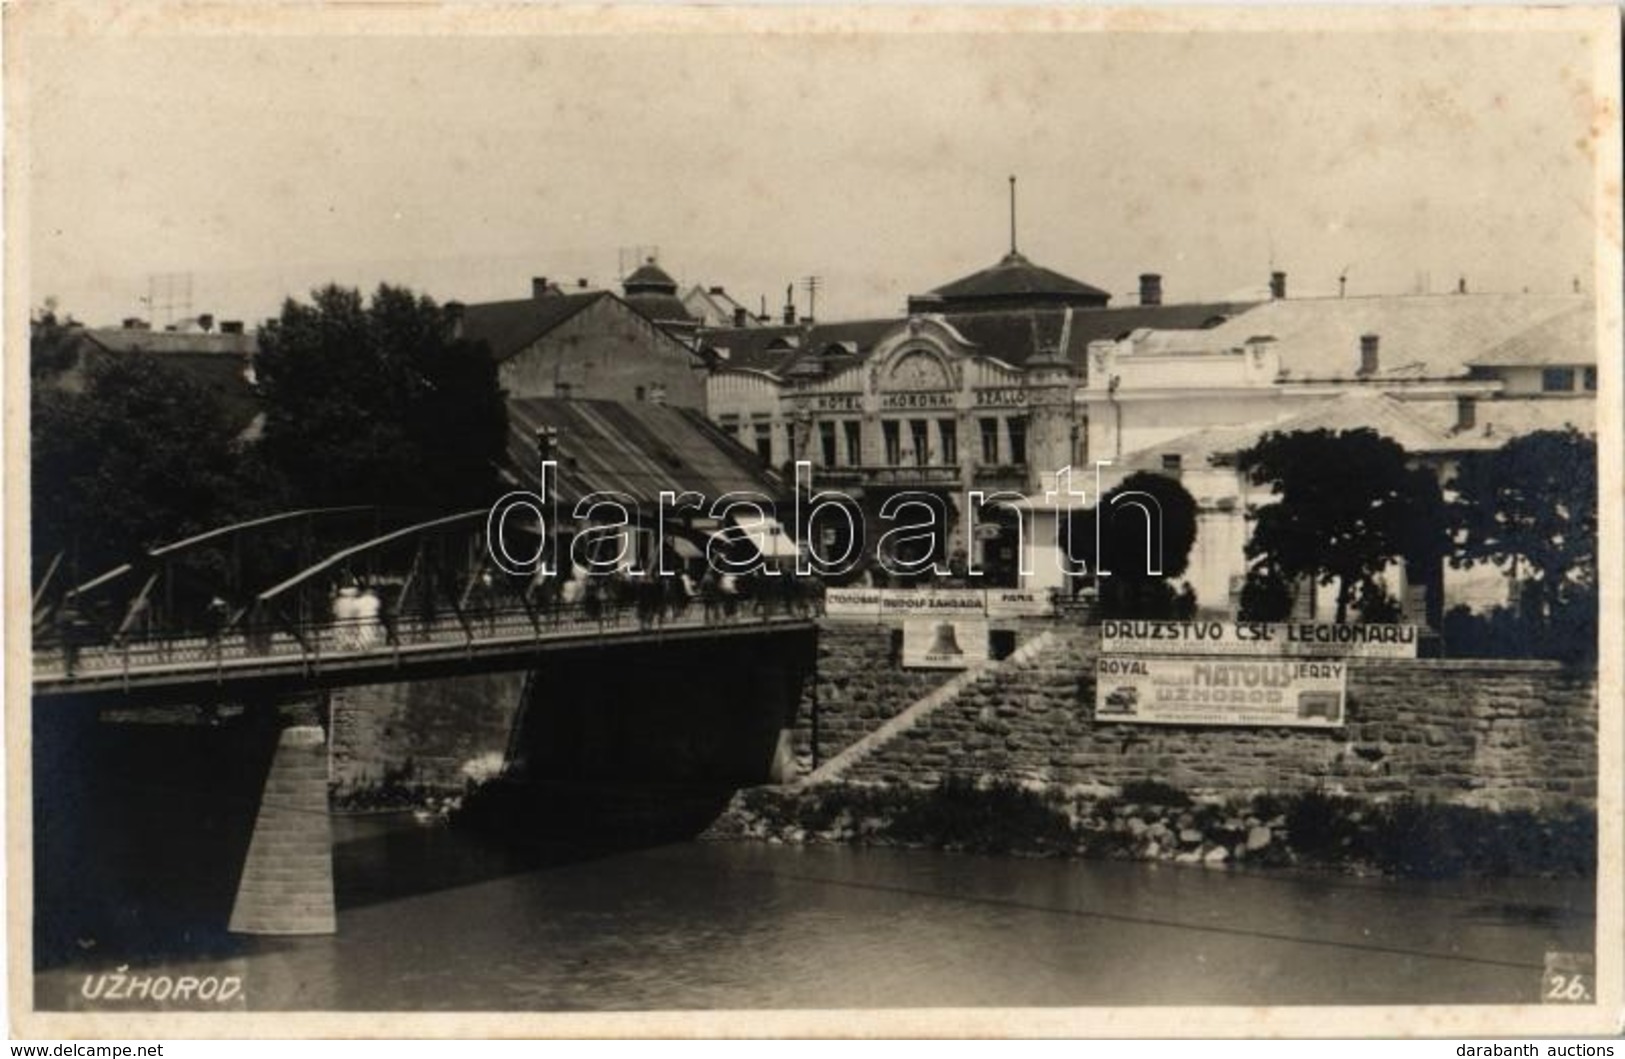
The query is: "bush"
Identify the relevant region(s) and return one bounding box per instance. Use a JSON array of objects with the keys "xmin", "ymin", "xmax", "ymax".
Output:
[
  {"xmin": 887, "ymin": 777, "xmax": 1074, "ymax": 855},
  {"xmin": 1364, "ymin": 800, "xmax": 1595, "ymax": 878},
  {"xmin": 1117, "ymin": 779, "xmax": 1194, "ymax": 808},
  {"xmin": 1282, "ymin": 789, "xmax": 1367, "ymax": 863}
]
